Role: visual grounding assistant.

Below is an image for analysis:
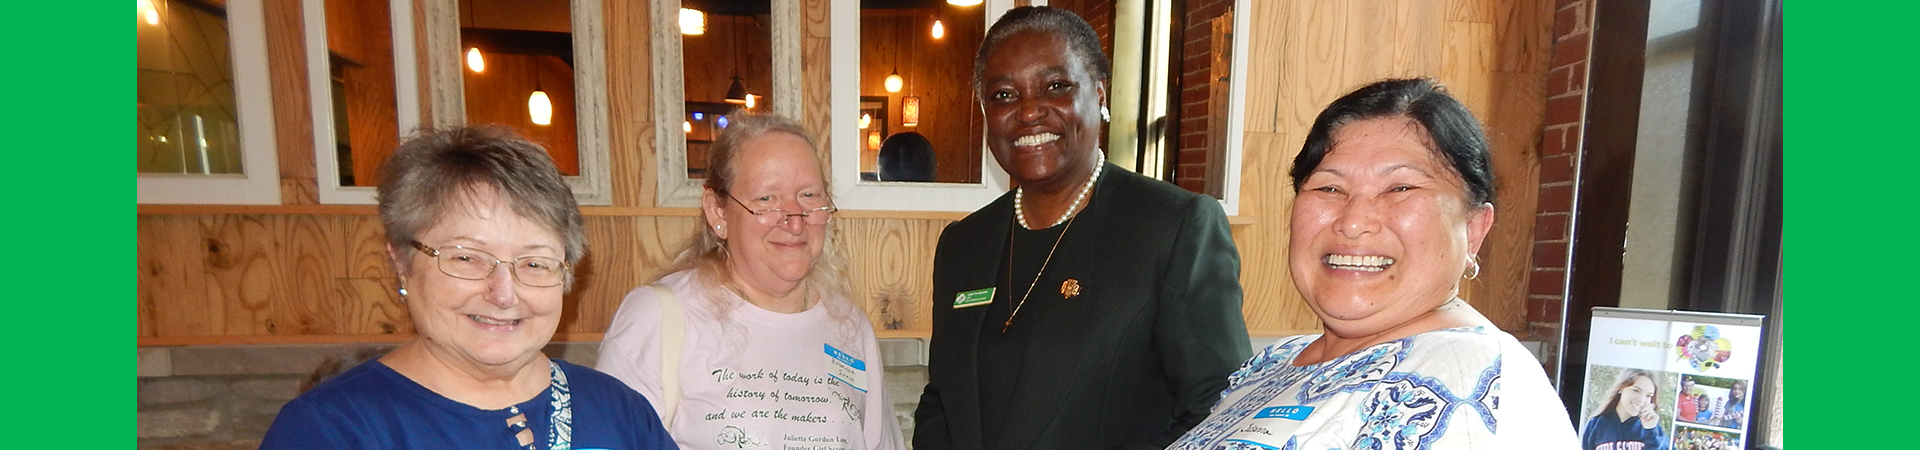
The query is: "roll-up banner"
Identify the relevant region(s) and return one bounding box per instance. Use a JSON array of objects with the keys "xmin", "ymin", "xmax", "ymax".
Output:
[{"xmin": 1577, "ymin": 307, "xmax": 1765, "ymax": 450}]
